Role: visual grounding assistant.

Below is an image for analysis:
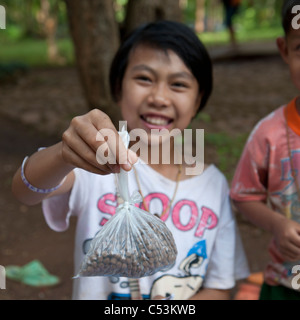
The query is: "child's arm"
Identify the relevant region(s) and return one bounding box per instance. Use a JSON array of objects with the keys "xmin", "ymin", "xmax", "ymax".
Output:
[
  {"xmin": 233, "ymin": 200, "xmax": 300, "ymax": 262},
  {"xmin": 189, "ymin": 288, "xmax": 230, "ymax": 300},
  {"xmin": 12, "ymin": 109, "xmax": 138, "ymax": 206},
  {"xmin": 152, "ymin": 288, "xmax": 230, "ymax": 300},
  {"xmin": 12, "ymin": 142, "xmax": 75, "ymax": 205}
]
